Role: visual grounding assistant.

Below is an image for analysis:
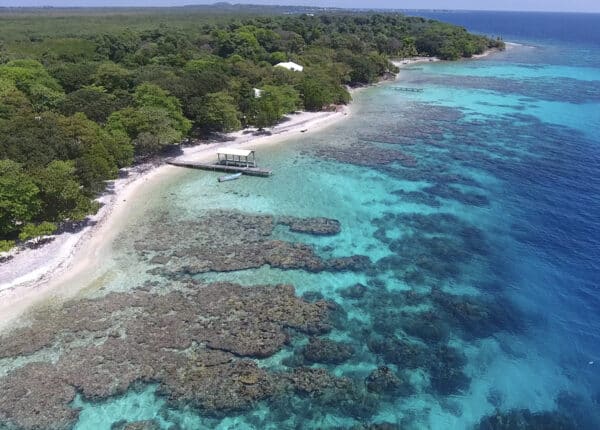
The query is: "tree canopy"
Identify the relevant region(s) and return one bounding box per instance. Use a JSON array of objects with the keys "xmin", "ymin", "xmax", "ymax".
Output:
[{"xmin": 0, "ymin": 7, "xmax": 503, "ymax": 245}]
